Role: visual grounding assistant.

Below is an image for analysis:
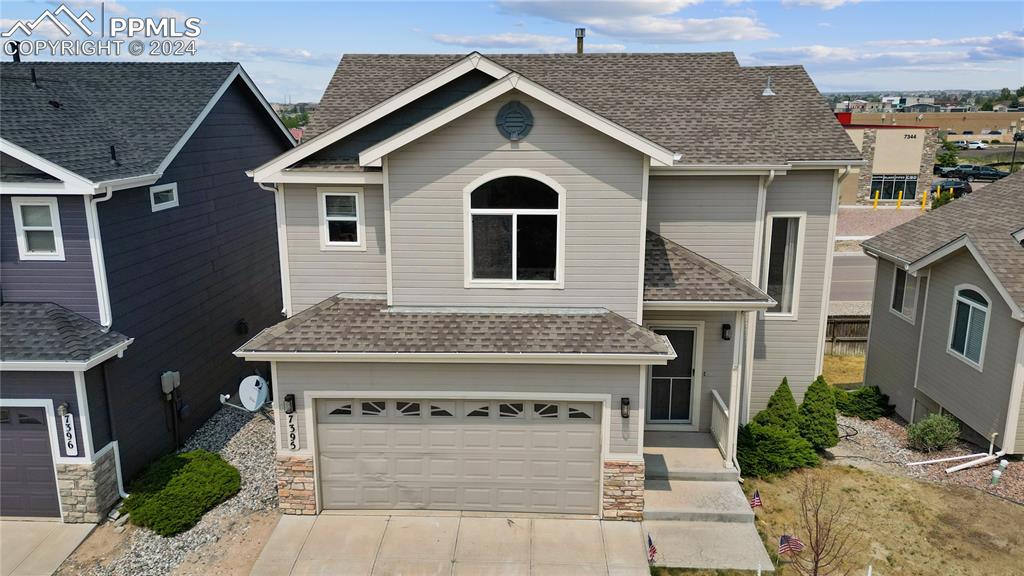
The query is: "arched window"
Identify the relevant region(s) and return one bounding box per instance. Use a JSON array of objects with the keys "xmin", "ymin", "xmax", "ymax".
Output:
[
  {"xmin": 469, "ymin": 176, "xmax": 560, "ymax": 282},
  {"xmin": 949, "ymin": 286, "xmax": 989, "ymax": 367}
]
